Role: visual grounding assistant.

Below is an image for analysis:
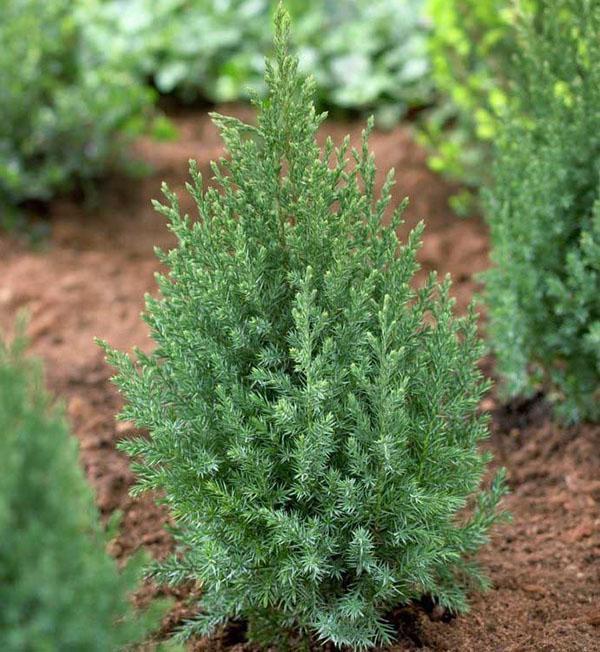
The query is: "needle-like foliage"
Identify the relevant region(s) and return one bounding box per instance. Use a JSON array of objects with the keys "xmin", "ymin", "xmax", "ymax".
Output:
[
  {"xmin": 0, "ymin": 324, "xmax": 163, "ymax": 651},
  {"xmin": 484, "ymin": 0, "xmax": 600, "ymax": 422},
  {"xmin": 102, "ymin": 8, "xmax": 506, "ymax": 649}
]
